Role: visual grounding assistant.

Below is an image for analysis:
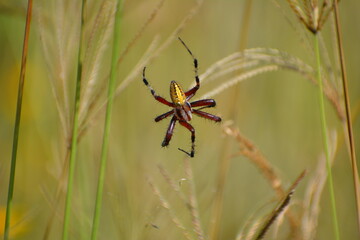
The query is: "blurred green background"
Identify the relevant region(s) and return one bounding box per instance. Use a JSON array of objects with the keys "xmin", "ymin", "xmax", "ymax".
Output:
[{"xmin": 0, "ymin": 0, "xmax": 359, "ymax": 239}]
